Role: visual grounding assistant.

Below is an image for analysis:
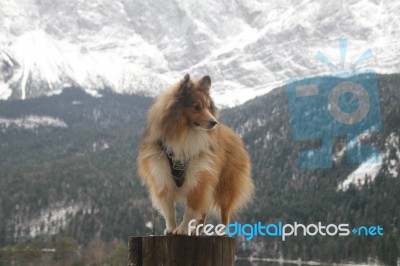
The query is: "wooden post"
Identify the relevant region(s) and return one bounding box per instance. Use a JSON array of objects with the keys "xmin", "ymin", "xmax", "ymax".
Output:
[{"xmin": 128, "ymin": 236, "xmax": 235, "ymax": 266}]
